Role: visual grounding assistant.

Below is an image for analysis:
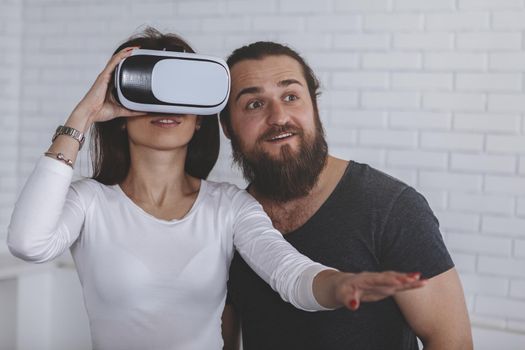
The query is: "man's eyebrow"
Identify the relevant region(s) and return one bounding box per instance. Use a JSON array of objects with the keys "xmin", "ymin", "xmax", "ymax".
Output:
[
  {"xmin": 234, "ymin": 79, "xmax": 303, "ymax": 102},
  {"xmin": 235, "ymin": 86, "xmax": 261, "ymax": 102},
  {"xmin": 278, "ymin": 79, "xmax": 303, "ymax": 88}
]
